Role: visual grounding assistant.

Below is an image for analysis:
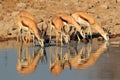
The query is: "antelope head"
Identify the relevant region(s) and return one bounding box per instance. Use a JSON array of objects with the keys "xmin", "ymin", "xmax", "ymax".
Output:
[{"xmin": 102, "ymin": 33, "xmax": 109, "ymax": 41}]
